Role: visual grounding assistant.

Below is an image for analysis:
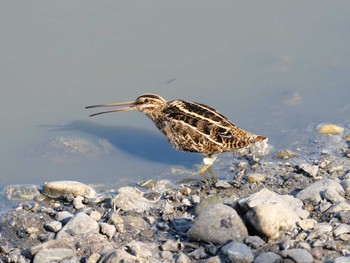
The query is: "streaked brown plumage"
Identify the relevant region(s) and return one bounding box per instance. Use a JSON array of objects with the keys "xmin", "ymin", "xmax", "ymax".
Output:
[{"xmin": 86, "ymin": 93, "xmax": 267, "ymax": 176}]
